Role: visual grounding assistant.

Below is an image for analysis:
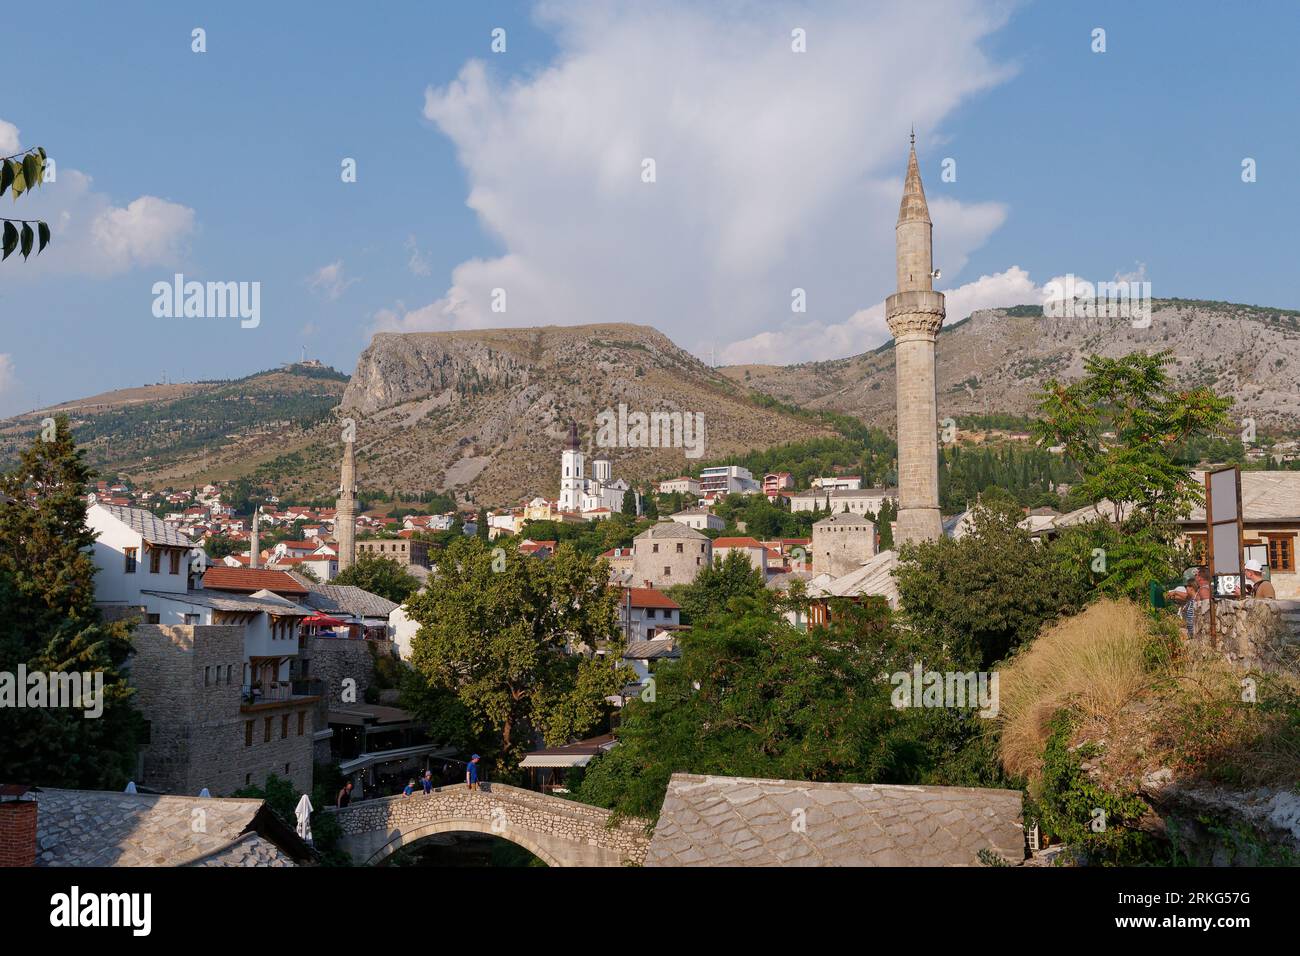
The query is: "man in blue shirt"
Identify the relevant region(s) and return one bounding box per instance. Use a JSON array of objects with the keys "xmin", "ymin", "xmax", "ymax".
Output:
[
  {"xmin": 421, "ymin": 769, "xmax": 434, "ymax": 795},
  {"xmin": 466, "ymin": 754, "xmax": 481, "ymax": 791}
]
